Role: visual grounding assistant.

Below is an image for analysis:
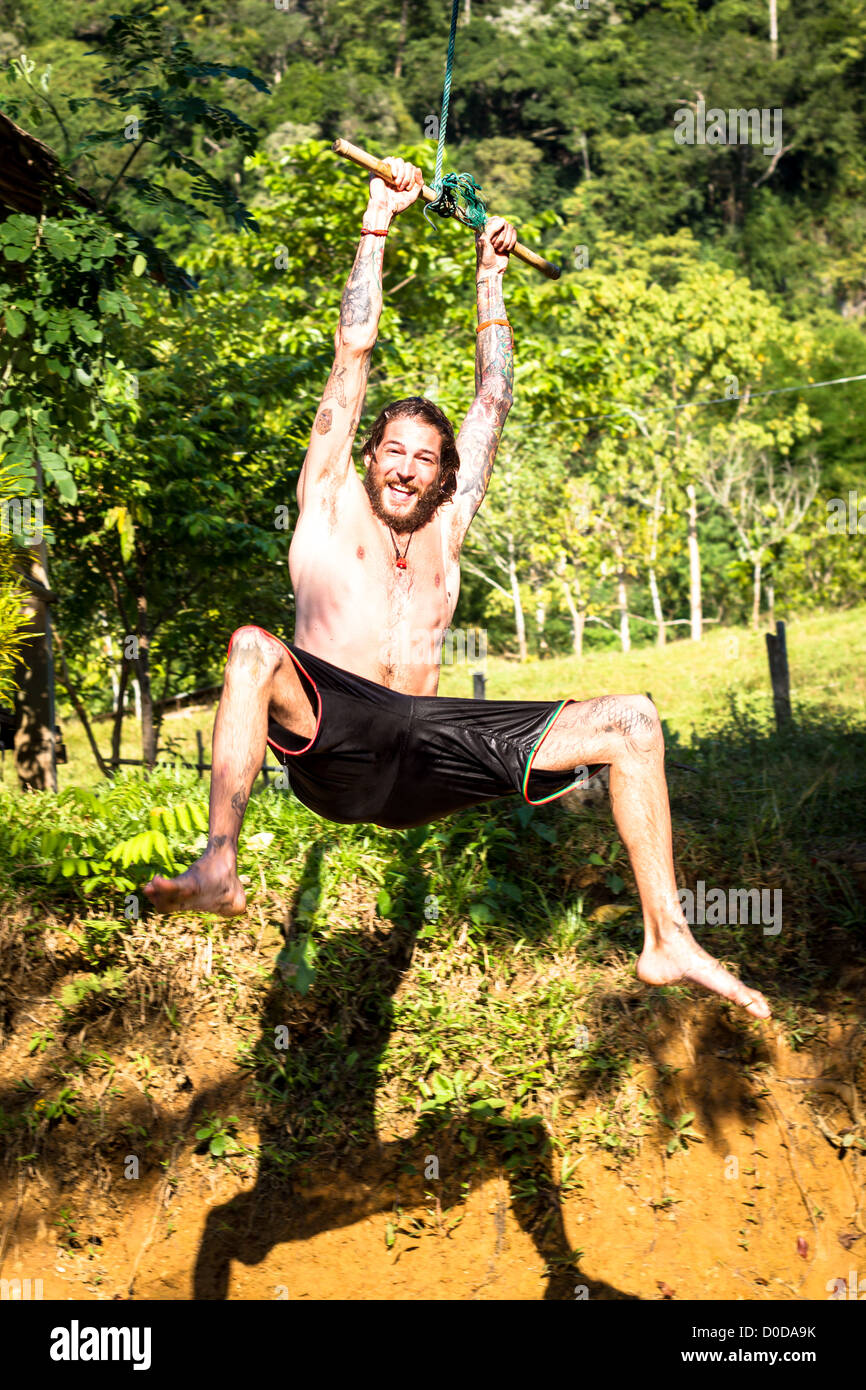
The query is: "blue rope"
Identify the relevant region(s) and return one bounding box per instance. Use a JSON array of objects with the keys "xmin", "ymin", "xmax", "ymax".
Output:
[{"xmin": 424, "ymin": 0, "xmax": 488, "ymax": 234}]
